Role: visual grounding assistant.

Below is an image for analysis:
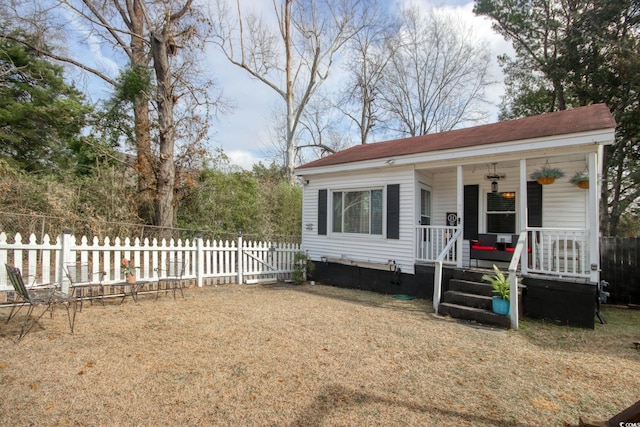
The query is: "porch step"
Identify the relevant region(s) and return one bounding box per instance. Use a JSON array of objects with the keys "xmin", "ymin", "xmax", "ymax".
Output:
[
  {"xmin": 453, "ymin": 268, "xmax": 490, "ymax": 283},
  {"xmin": 443, "ymin": 290, "xmax": 492, "ymax": 310},
  {"xmin": 438, "ymin": 302, "xmax": 511, "ymax": 328},
  {"xmin": 448, "ymin": 279, "xmax": 493, "ymax": 297}
]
